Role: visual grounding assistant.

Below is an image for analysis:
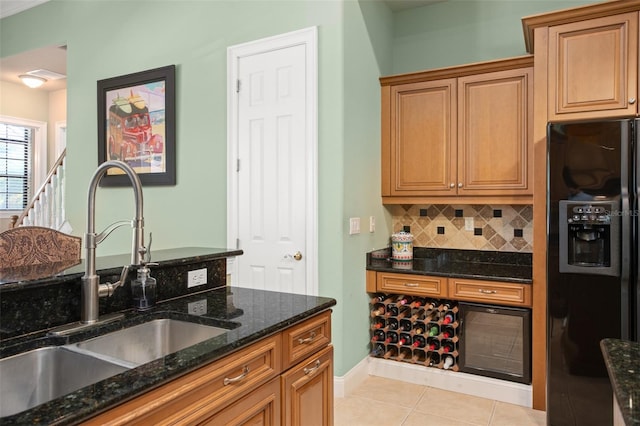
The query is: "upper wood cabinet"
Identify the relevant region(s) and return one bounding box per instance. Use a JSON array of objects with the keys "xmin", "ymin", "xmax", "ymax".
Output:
[
  {"xmin": 380, "ymin": 56, "xmax": 534, "ymax": 205},
  {"xmin": 548, "ymin": 12, "xmax": 638, "ymax": 120}
]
